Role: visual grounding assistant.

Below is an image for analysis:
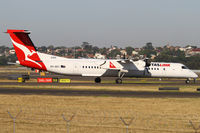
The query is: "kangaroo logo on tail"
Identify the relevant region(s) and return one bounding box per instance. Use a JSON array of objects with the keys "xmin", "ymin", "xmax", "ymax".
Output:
[{"xmin": 11, "ymin": 39, "xmax": 42, "ymax": 68}]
